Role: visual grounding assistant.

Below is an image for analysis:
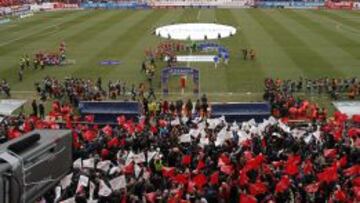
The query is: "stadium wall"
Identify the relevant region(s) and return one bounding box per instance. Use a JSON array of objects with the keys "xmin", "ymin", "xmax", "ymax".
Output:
[{"xmin": 254, "ymin": 1, "xmax": 324, "ymax": 9}]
